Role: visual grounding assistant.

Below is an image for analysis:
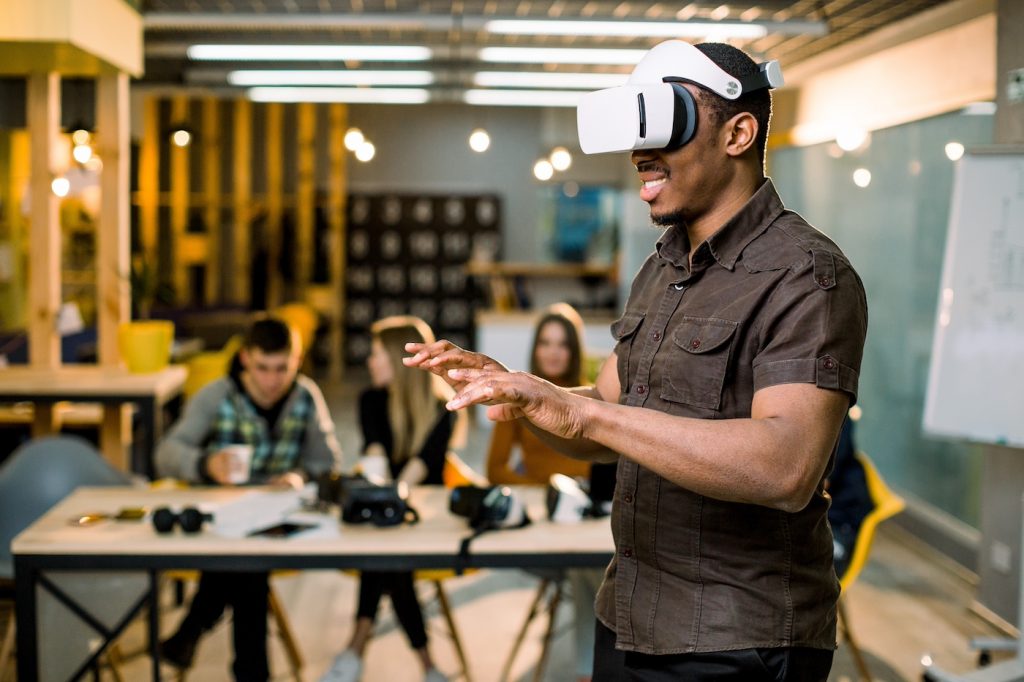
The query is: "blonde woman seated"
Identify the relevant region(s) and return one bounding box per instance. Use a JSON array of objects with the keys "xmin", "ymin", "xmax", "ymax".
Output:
[
  {"xmin": 321, "ymin": 316, "xmax": 464, "ymax": 682},
  {"xmin": 485, "ymin": 303, "xmax": 604, "ymax": 682}
]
